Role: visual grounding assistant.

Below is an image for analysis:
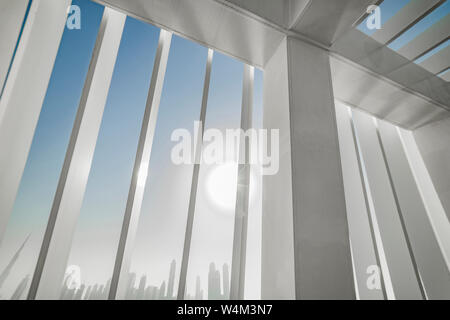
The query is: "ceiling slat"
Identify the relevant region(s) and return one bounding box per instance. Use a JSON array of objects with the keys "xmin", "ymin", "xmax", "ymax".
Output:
[
  {"xmin": 419, "ymin": 45, "xmax": 450, "ymax": 74},
  {"xmin": 371, "ymin": 0, "xmax": 445, "ymax": 45},
  {"xmin": 397, "ymin": 14, "xmax": 450, "ymax": 60}
]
